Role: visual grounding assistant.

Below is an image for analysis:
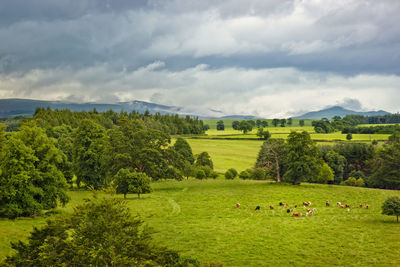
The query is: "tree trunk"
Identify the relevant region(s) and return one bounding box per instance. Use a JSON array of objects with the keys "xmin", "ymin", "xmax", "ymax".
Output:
[
  {"xmin": 397, "ymin": 215, "xmax": 399, "ymax": 223},
  {"xmin": 138, "ymin": 193, "xmax": 140, "ymax": 199},
  {"xmin": 124, "ymin": 193, "xmax": 126, "ymax": 199},
  {"xmin": 273, "ymin": 151, "xmax": 281, "ymax": 182}
]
